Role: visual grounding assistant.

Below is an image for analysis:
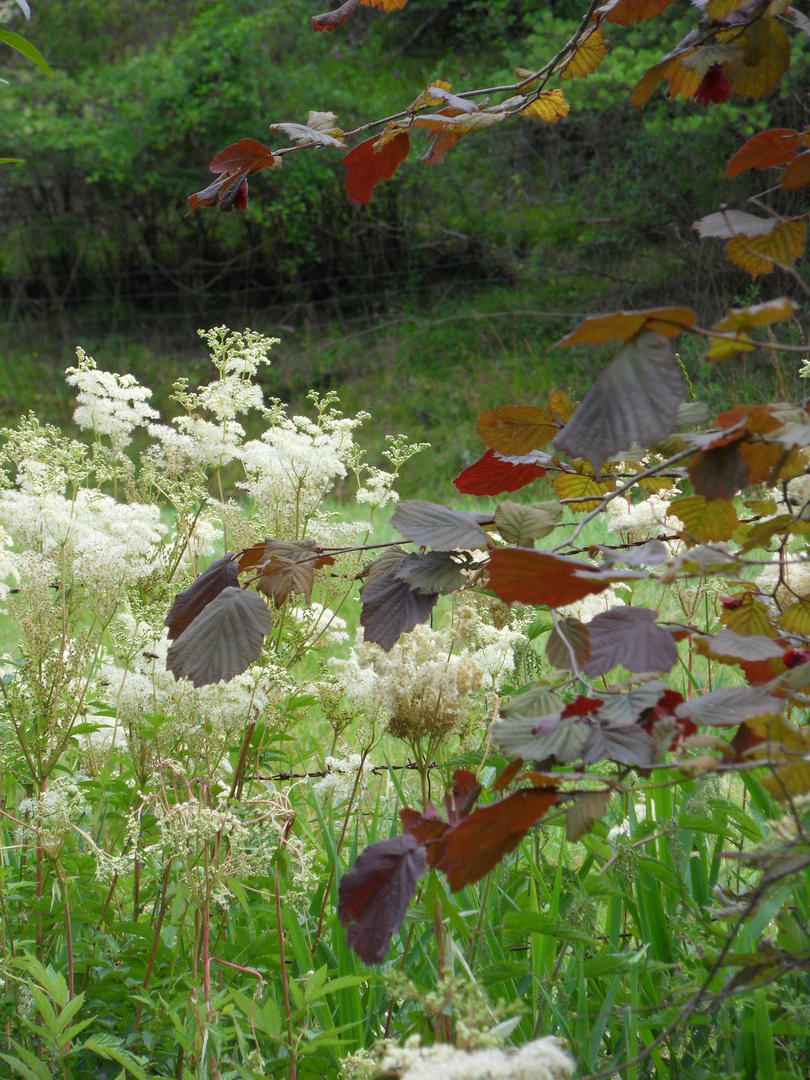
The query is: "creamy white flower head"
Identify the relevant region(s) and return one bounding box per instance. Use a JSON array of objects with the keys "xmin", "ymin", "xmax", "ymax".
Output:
[
  {"xmin": 66, "ymin": 348, "xmax": 158, "ymax": 449},
  {"xmin": 605, "ymin": 489, "xmax": 680, "ymax": 543},
  {"xmin": 756, "ymin": 555, "xmax": 810, "ymax": 605},
  {"xmin": 355, "ymin": 467, "xmax": 400, "ymax": 509},
  {"xmin": 144, "ymin": 423, "xmax": 207, "ymax": 474},
  {"xmin": 17, "ymin": 459, "xmax": 68, "ymax": 496},
  {"xmin": 558, "ymin": 585, "xmax": 624, "ymax": 624},
  {"xmin": 312, "ymin": 753, "xmax": 371, "ymax": 801},
  {"xmin": 0, "ymin": 526, "xmax": 19, "ymax": 604},
  {"xmin": 378, "ymin": 1035, "xmax": 574, "ymax": 1080},
  {"xmin": 288, "ymin": 603, "xmax": 349, "ymax": 644},
  {"xmin": 172, "ymin": 415, "xmax": 245, "ymax": 469}
]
